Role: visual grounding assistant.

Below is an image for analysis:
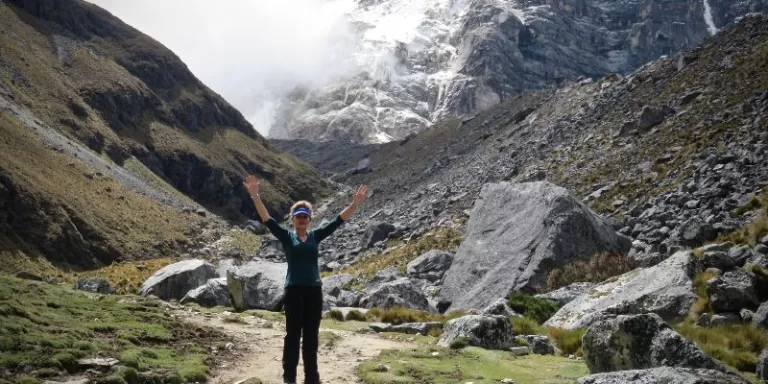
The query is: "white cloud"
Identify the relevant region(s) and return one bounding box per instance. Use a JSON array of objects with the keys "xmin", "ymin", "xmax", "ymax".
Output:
[{"xmin": 87, "ymin": 0, "xmax": 359, "ymax": 135}]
